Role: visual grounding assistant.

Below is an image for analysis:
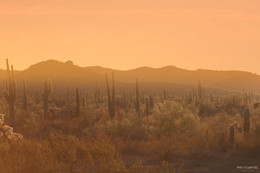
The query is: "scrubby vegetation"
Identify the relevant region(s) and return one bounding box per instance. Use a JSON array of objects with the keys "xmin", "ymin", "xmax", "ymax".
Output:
[{"xmin": 0, "ymin": 60, "xmax": 260, "ymax": 172}]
